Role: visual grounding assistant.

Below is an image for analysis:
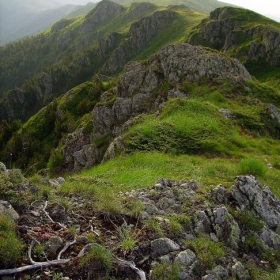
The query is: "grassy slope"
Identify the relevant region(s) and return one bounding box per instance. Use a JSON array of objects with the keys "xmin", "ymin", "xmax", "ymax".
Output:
[{"xmin": 57, "ymin": 77, "xmax": 280, "ymax": 200}]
